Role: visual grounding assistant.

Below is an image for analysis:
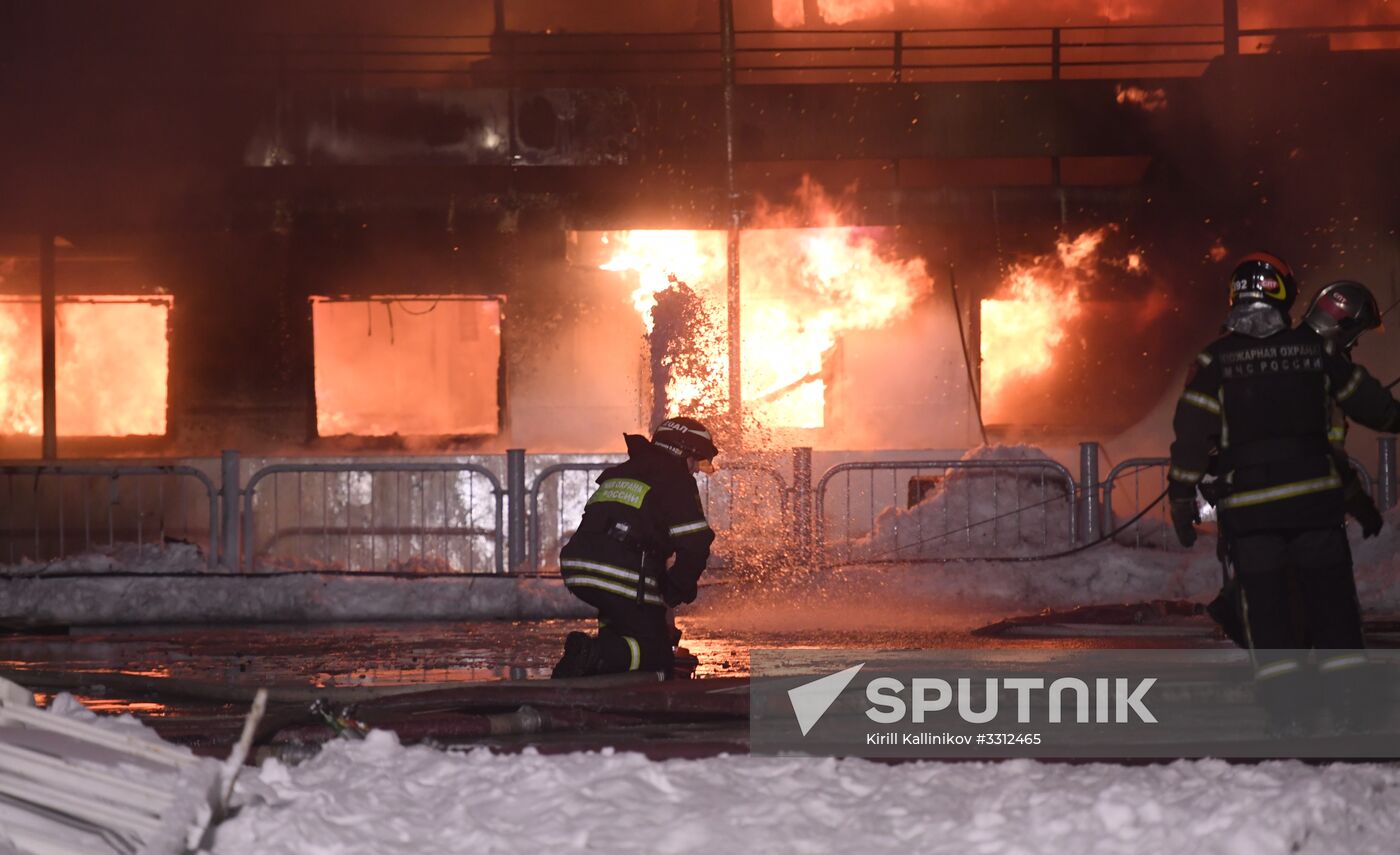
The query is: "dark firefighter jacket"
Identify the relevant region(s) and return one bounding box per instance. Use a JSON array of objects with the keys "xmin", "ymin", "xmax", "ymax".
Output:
[
  {"xmin": 559, "ymin": 434, "xmax": 714, "ymax": 608},
  {"xmin": 1169, "ymin": 323, "xmax": 1400, "ymax": 534}
]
